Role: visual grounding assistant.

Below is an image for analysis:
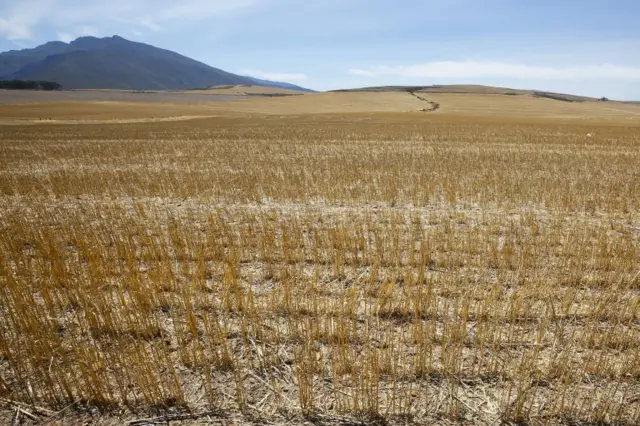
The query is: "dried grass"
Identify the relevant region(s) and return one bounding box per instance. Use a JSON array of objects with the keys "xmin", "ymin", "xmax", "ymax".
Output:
[{"xmin": 0, "ymin": 107, "xmax": 638, "ymax": 425}]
